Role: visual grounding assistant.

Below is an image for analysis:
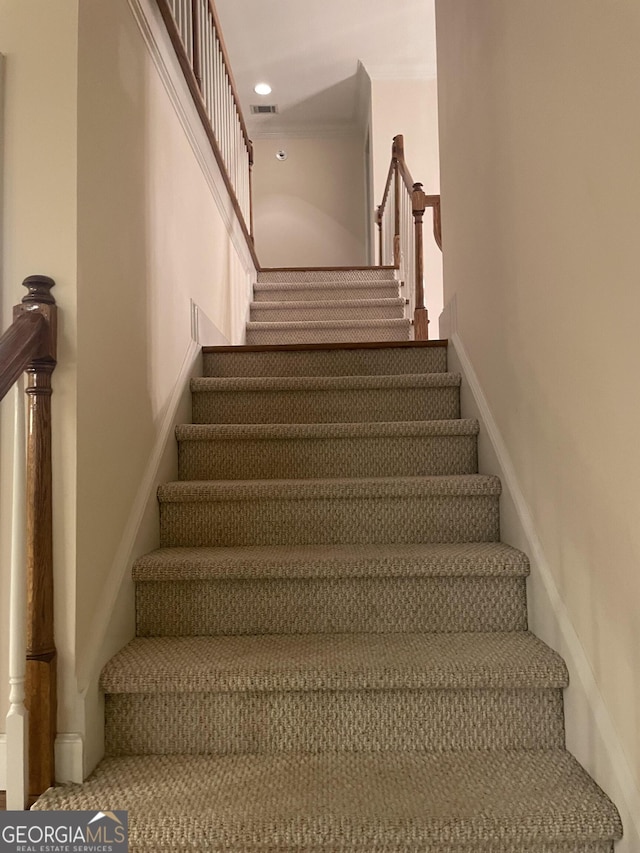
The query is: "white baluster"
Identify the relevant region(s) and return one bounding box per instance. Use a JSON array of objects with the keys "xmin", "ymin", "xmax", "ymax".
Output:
[{"xmin": 6, "ymin": 378, "xmax": 28, "ymax": 810}]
